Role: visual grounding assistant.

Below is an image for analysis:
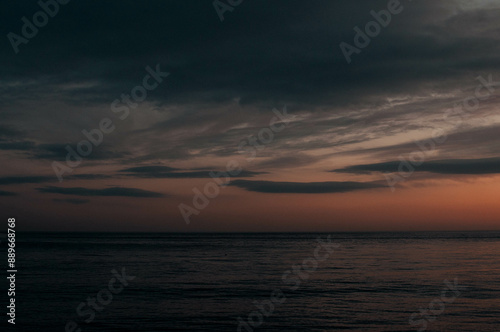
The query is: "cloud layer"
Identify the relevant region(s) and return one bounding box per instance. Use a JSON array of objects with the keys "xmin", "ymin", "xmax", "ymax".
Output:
[
  {"xmin": 230, "ymin": 180, "xmax": 384, "ymax": 193},
  {"xmin": 37, "ymin": 186, "xmax": 164, "ymax": 198},
  {"xmin": 334, "ymin": 157, "xmax": 500, "ymax": 175},
  {"xmin": 1, "ymin": 1, "xmax": 500, "ymax": 231}
]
